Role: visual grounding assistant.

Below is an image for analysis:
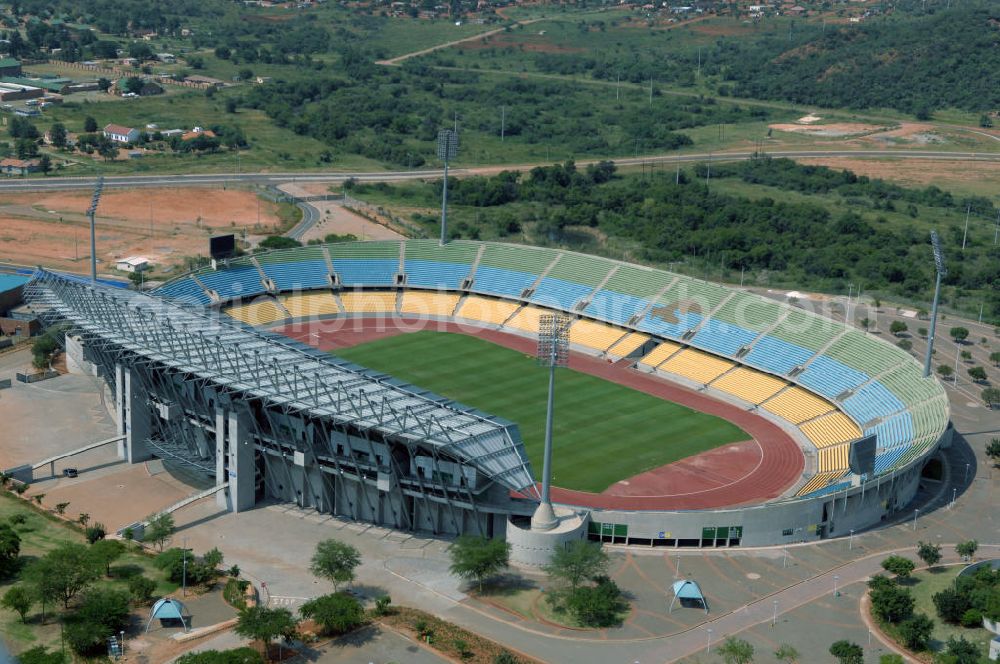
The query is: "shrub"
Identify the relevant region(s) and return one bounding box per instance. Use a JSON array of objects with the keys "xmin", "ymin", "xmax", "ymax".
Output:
[
  {"xmin": 128, "ymin": 575, "xmax": 157, "ymax": 605},
  {"xmin": 960, "ymin": 607, "xmax": 983, "ymax": 628},
  {"xmin": 224, "ymin": 577, "xmax": 250, "ymax": 609},
  {"xmin": 934, "ymin": 586, "xmax": 970, "ymax": 623},
  {"xmin": 299, "ymin": 592, "xmax": 365, "ymax": 636},
  {"xmin": 561, "ymin": 575, "xmax": 627, "ymax": 628},
  {"xmin": 175, "ymin": 649, "xmax": 265, "ymax": 664},
  {"xmin": 898, "ymin": 613, "xmax": 934, "ymax": 650}
]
